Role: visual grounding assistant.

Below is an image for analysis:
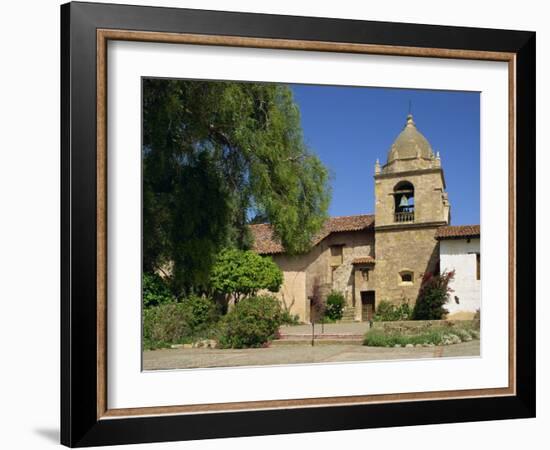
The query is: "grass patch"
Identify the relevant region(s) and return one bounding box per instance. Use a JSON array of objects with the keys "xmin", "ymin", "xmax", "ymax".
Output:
[{"xmin": 363, "ymin": 323, "xmax": 480, "ymax": 347}]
